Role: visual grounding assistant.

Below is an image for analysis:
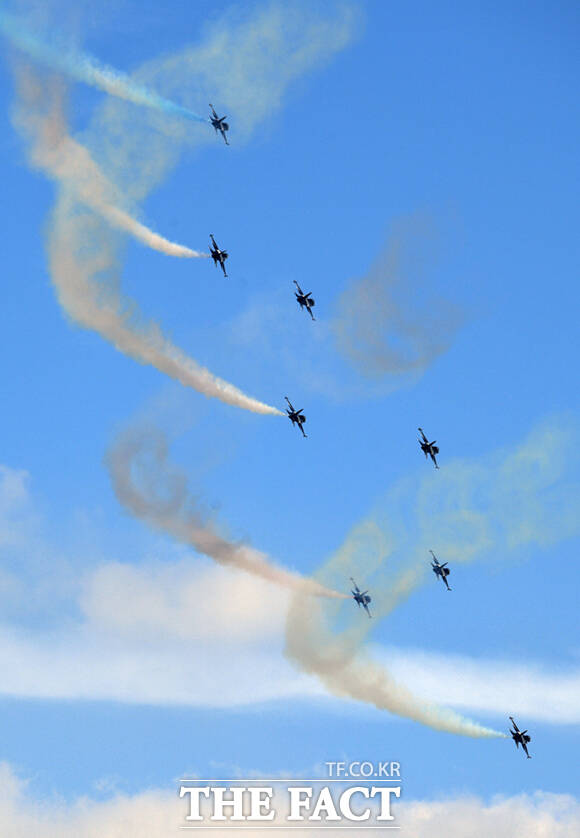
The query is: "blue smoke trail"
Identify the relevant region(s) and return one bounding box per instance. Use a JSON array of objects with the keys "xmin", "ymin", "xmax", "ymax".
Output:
[{"xmin": 0, "ymin": 11, "xmax": 207, "ymax": 125}]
